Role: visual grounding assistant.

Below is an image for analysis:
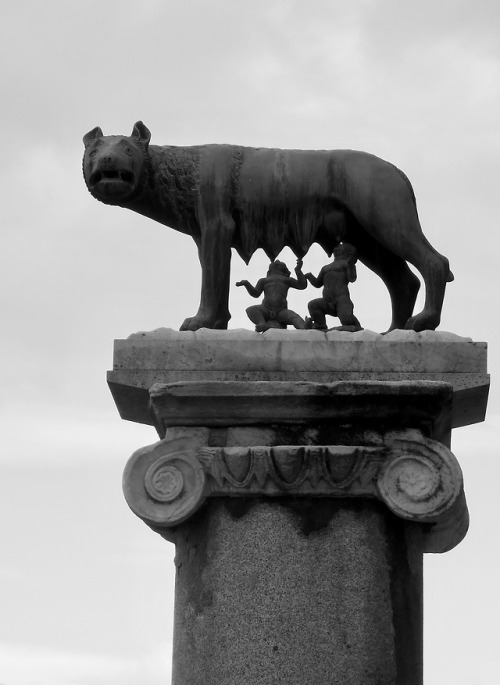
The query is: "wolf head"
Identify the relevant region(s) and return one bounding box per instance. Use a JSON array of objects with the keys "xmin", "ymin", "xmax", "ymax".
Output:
[{"xmin": 83, "ymin": 121, "xmax": 151, "ymax": 204}]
